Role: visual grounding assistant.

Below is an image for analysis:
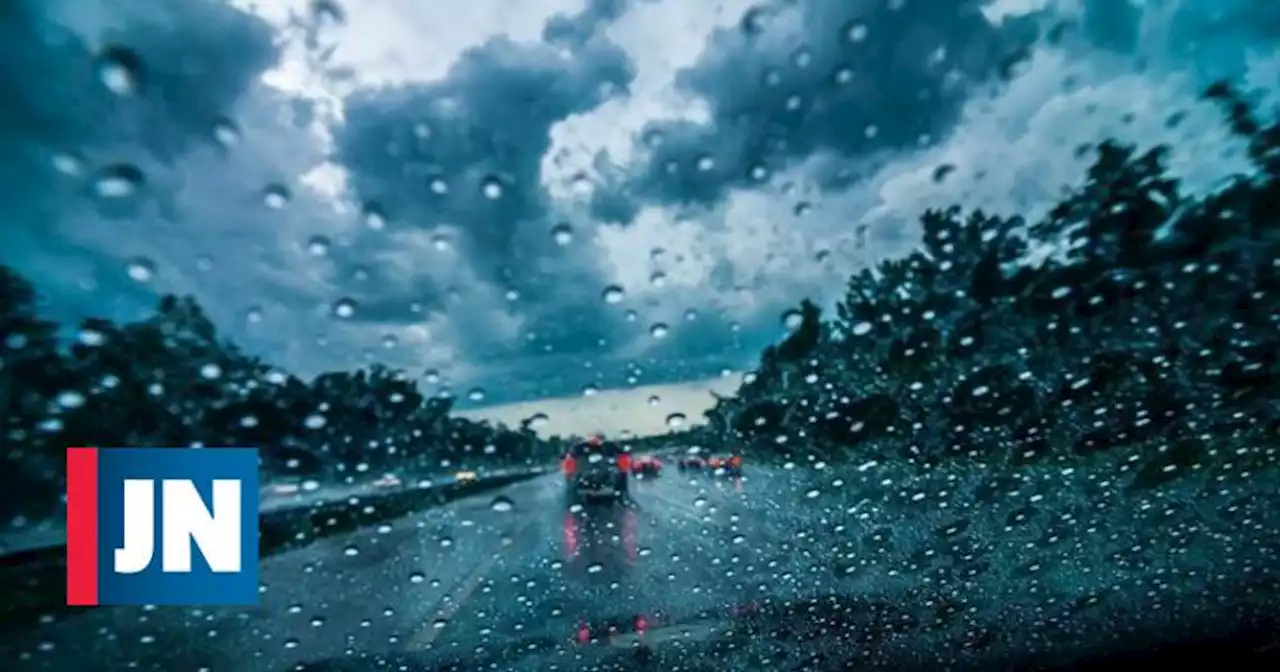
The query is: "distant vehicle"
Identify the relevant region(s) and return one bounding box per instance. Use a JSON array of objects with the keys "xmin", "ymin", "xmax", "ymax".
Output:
[
  {"xmin": 630, "ymin": 455, "xmax": 662, "ymax": 477},
  {"xmin": 562, "ymin": 437, "xmax": 630, "ymax": 503},
  {"xmin": 454, "ymin": 470, "xmax": 479, "ymax": 483},
  {"xmin": 677, "ymin": 447, "xmax": 708, "ymax": 472},
  {"xmin": 712, "ymin": 454, "xmax": 744, "ymax": 478}
]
